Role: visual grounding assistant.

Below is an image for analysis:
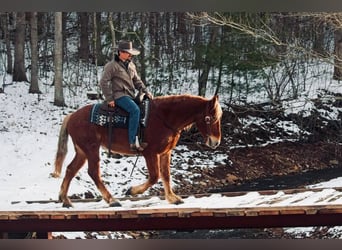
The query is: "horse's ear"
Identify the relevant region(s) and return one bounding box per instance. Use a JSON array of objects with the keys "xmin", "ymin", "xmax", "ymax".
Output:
[
  {"xmin": 209, "ymin": 95, "xmax": 219, "ymax": 109},
  {"xmin": 212, "ymin": 95, "xmax": 219, "ymax": 103}
]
